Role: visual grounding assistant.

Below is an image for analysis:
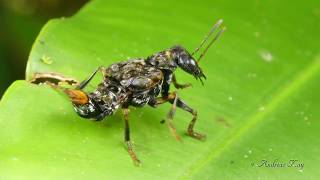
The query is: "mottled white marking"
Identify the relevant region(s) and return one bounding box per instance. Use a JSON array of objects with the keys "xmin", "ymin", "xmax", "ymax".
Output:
[
  {"xmin": 110, "ymin": 64, "xmax": 119, "ymax": 71},
  {"xmin": 167, "ymin": 74, "xmax": 172, "ymax": 84},
  {"xmin": 88, "ymin": 104, "xmax": 95, "ymax": 112}
]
